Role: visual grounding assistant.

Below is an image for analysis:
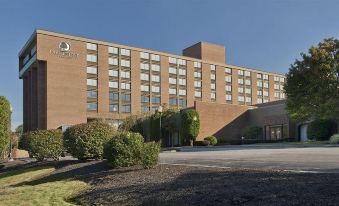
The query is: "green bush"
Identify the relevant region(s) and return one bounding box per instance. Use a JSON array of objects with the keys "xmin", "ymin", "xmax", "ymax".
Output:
[
  {"xmin": 104, "ymin": 132, "xmax": 144, "ymax": 168},
  {"xmin": 64, "ymin": 121, "xmax": 115, "ymax": 160},
  {"xmin": 0, "ymin": 96, "xmax": 11, "ymax": 160},
  {"xmin": 242, "ymin": 126, "xmax": 262, "ymax": 139},
  {"xmin": 203, "ymin": 136, "xmax": 218, "ymax": 146},
  {"xmin": 307, "ymin": 119, "xmax": 333, "ymax": 141},
  {"xmin": 329, "ymin": 134, "xmax": 339, "ymax": 144},
  {"xmin": 141, "ymin": 141, "xmax": 161, "ymax": 169},
  {"xmin": 27, "ymin": 129, "xmax": 63, "ymax": 161},
  {"xmin": 181, "ymin": 109, "xmax": 200, "ymax": 145}
]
